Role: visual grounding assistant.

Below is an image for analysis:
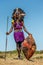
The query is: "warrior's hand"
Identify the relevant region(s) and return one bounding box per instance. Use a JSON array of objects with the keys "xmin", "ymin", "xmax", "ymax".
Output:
[
  {"xmin": 28, "ymin": 33, "xmax": 32, "ymax": 36},
  {"xmin": 6, "ymin": 32, "xmax": 9, "ymax": 35}
]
